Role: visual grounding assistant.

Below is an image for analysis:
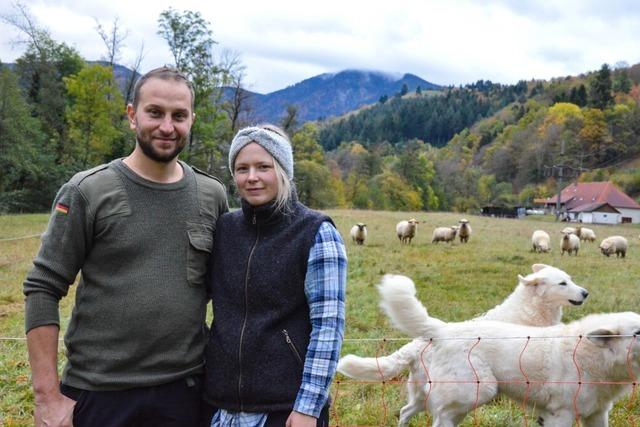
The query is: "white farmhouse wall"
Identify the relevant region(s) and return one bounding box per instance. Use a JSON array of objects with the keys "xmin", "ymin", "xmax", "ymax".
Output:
[
  {"xmin": 616, "ymin": 208, "xmax": 640, "ymax": 224},
  {"xmin": 577, "ymin": 213, "xmax": 593, "ymax": 223},
  {"xmin": 592, "ymin": 212, "xmax": 619, "ymax": 224}
]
